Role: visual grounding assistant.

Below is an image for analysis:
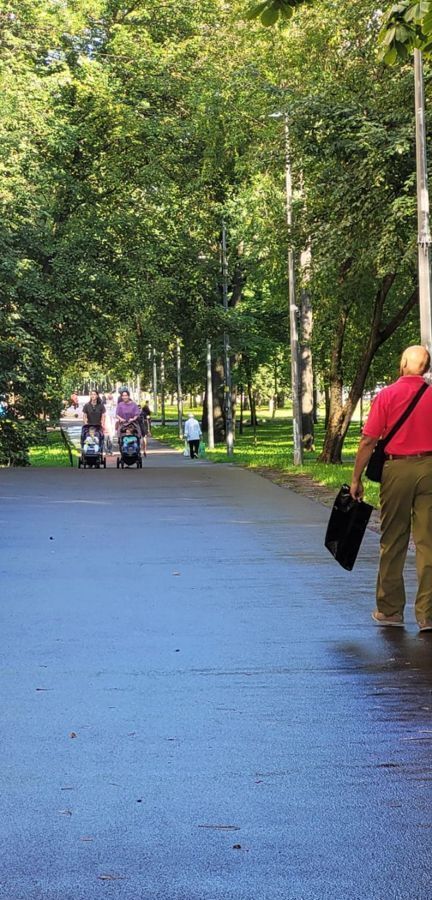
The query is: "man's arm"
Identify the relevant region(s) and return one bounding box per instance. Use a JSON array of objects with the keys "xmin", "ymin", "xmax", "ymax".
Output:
[{"xmin": 350, "ymin": 435, "xmax": 378, "ymax": 500}]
